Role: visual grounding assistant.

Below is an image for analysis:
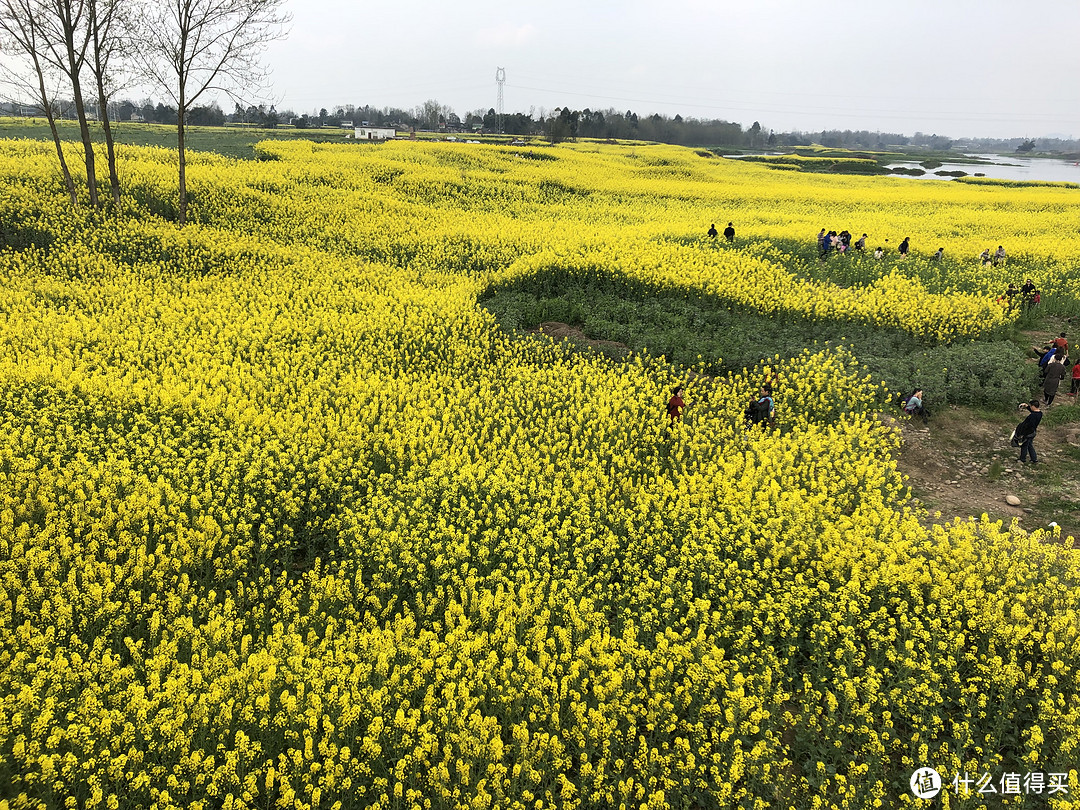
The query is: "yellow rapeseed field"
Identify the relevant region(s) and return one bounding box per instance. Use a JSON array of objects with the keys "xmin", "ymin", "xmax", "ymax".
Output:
[{"xmin": 0, "ymin": 137, "xmax": 1078, "ymax": 809}]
